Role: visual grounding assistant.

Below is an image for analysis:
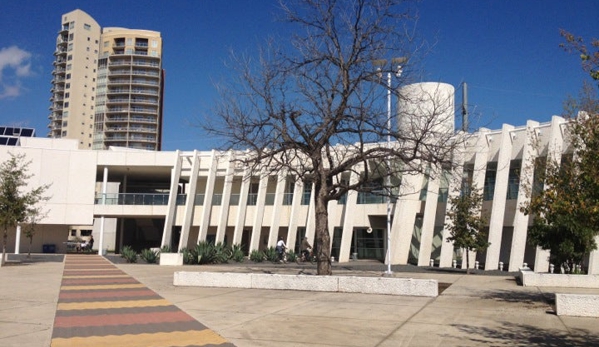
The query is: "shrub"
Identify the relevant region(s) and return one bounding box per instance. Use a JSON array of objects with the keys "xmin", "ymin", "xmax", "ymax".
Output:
[
  {"xmin": 263, "ymin": 246, "xmax": 279, "ymax": 262},
  {"xmin": 195, "ymin": 241, "xmax": 215, "ymax": 264},
  {"xmin": 286, "ymin": 250, "xmax": 298, "ymax": 262},
  {"xmin": 230, "ymin": 244, "xmax": 245, "ymax": 263},
  {"xmin": 180, "ymin": 247, "xmax": 196, "ymax": 265},
  {"xmin": 140, "ymin": 248, "xmax": 159, "ymax": 264},
  {"xmin": 213, "ymin": 242, "xmax": 231, "ymax": 264},
  {"xmin": 120, "ymin": 245, "xmax": 138, "ymax": 263},
  {"xmin": 160, "ymin": 245, "xmax": 171, "ymax": 253},
  {"xmin": 249, "ymin": 249, "xmax": 264, "ymax": 262}
]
